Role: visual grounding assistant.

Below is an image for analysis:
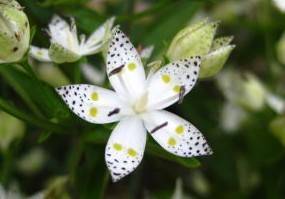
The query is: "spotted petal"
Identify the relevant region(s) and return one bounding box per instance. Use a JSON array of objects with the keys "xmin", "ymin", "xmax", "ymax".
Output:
[
  {"xmin": 105, "ymin": 116, "xmax": 146, "ymax": 182},
  {"xmin": 106, "ymin": 28, "xmax": 146, "ymax": 103},
  {"xmin": 29, "ymin": 46, "xmax": 51, "ymax": 62},
  {"xmin": 142, "ymin": 110, "xmax": 212, "ymax": 157},
  {"xmin": 146, "ymin": 56, "xmax": 201, "ymax": 110},
  {"xmin": 56, "ymin": 84, "xmax": 132, "ymax": 124}
]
